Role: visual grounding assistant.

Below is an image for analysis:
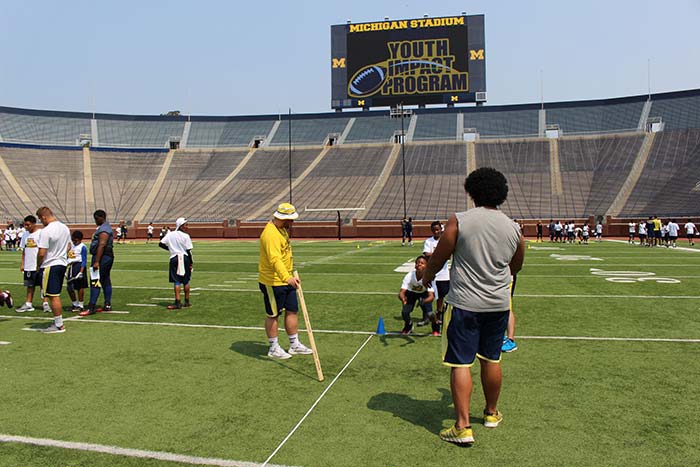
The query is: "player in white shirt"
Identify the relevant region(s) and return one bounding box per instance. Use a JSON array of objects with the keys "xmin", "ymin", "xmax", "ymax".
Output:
[
  {"xmin": 15, "ymin": 215, "xmax": 49, "ymax": 313},
  {"xmin": 66, "ymin": 230, "xmax": 89, "ymax": 311},
  {"xmin": 159, "ymin": 217, "xmax": 194, "ymax": 309},
  {"xmin": 628, "ymin": 221, "xmax": 636, "ymax": 244},
  {"xmin": 638, "ymin": 220, "xmax": 647, "ymax": 247},
  {"xmin": 146, "ymin": 223, "xmax": 155, "ymax": 244},
  {"xmin": 398, "ymin": 255, "xmax": 439, "ymax": 335},
  {"xmin": 594, "ymin": 222, "xmax": 603, "ymax": 242},
  {"xmin": 581, "ymin": 224, "xmax": 590, "ymax": 244},
  {"xmin": 35, "ymin": 207, "xmax": 71, "ymax": 333},
  {"xmin": 115, "ymin": 226, "xmax": 122, "ymax": 244},
  {"xmin": 684, "ymin": 220, "xmax": 696, "ymax": 246},
  {"xmin": 422, "ymin": 221, "xmax": 449, "ymax": 329},
  {"xmin": 666, "ymin": 219, "xmax": 679, "ymax": 248}
]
